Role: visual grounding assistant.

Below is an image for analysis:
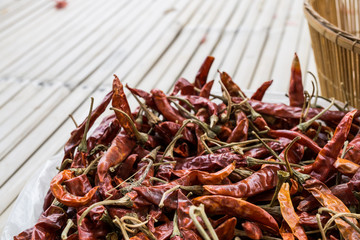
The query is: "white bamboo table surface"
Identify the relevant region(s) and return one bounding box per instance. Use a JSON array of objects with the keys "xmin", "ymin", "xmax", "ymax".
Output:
[{"xmin": 0, "ymin": 0, "xmax": 318, "ymax": 234}]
